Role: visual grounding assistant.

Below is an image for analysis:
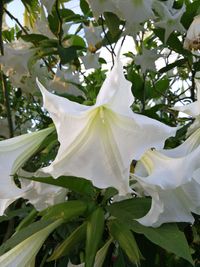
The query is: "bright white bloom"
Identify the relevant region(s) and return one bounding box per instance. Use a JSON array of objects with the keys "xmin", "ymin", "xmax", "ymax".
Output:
[
  {"xmin": 81, "ymin": 52, "xmax": 100, "ymax": 70},
  {"xmin": 0, "ymin": 39, "xmax": 34, "ymax": 88},
  {"xmin": 134, "ymin": 127, "xmax": 200, "ymax": 227},
  {"xmin": 37, "ymin": 57, "xmax": 176, "ymax": 195},
  {"xmin": 135, "ymin": 48, "xmax": 160, "ymax": 74},
  {"xmin": 153, "ymin": 0, "xmax": 186, "ymax": 42},
  {"xmin": 184, "ymin": 15, "xmax": 200, "ymax": 50},
  {"xmin": 0, "ymin": 219, "xmax": 62, "ymax": 267},
  {"xmin": 41, "ymin": 0, "xmax": 55, "ymax": 14},
  {"xmin": 0, "ymin": 127, "xmax": 54, "ymax": 215}
]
